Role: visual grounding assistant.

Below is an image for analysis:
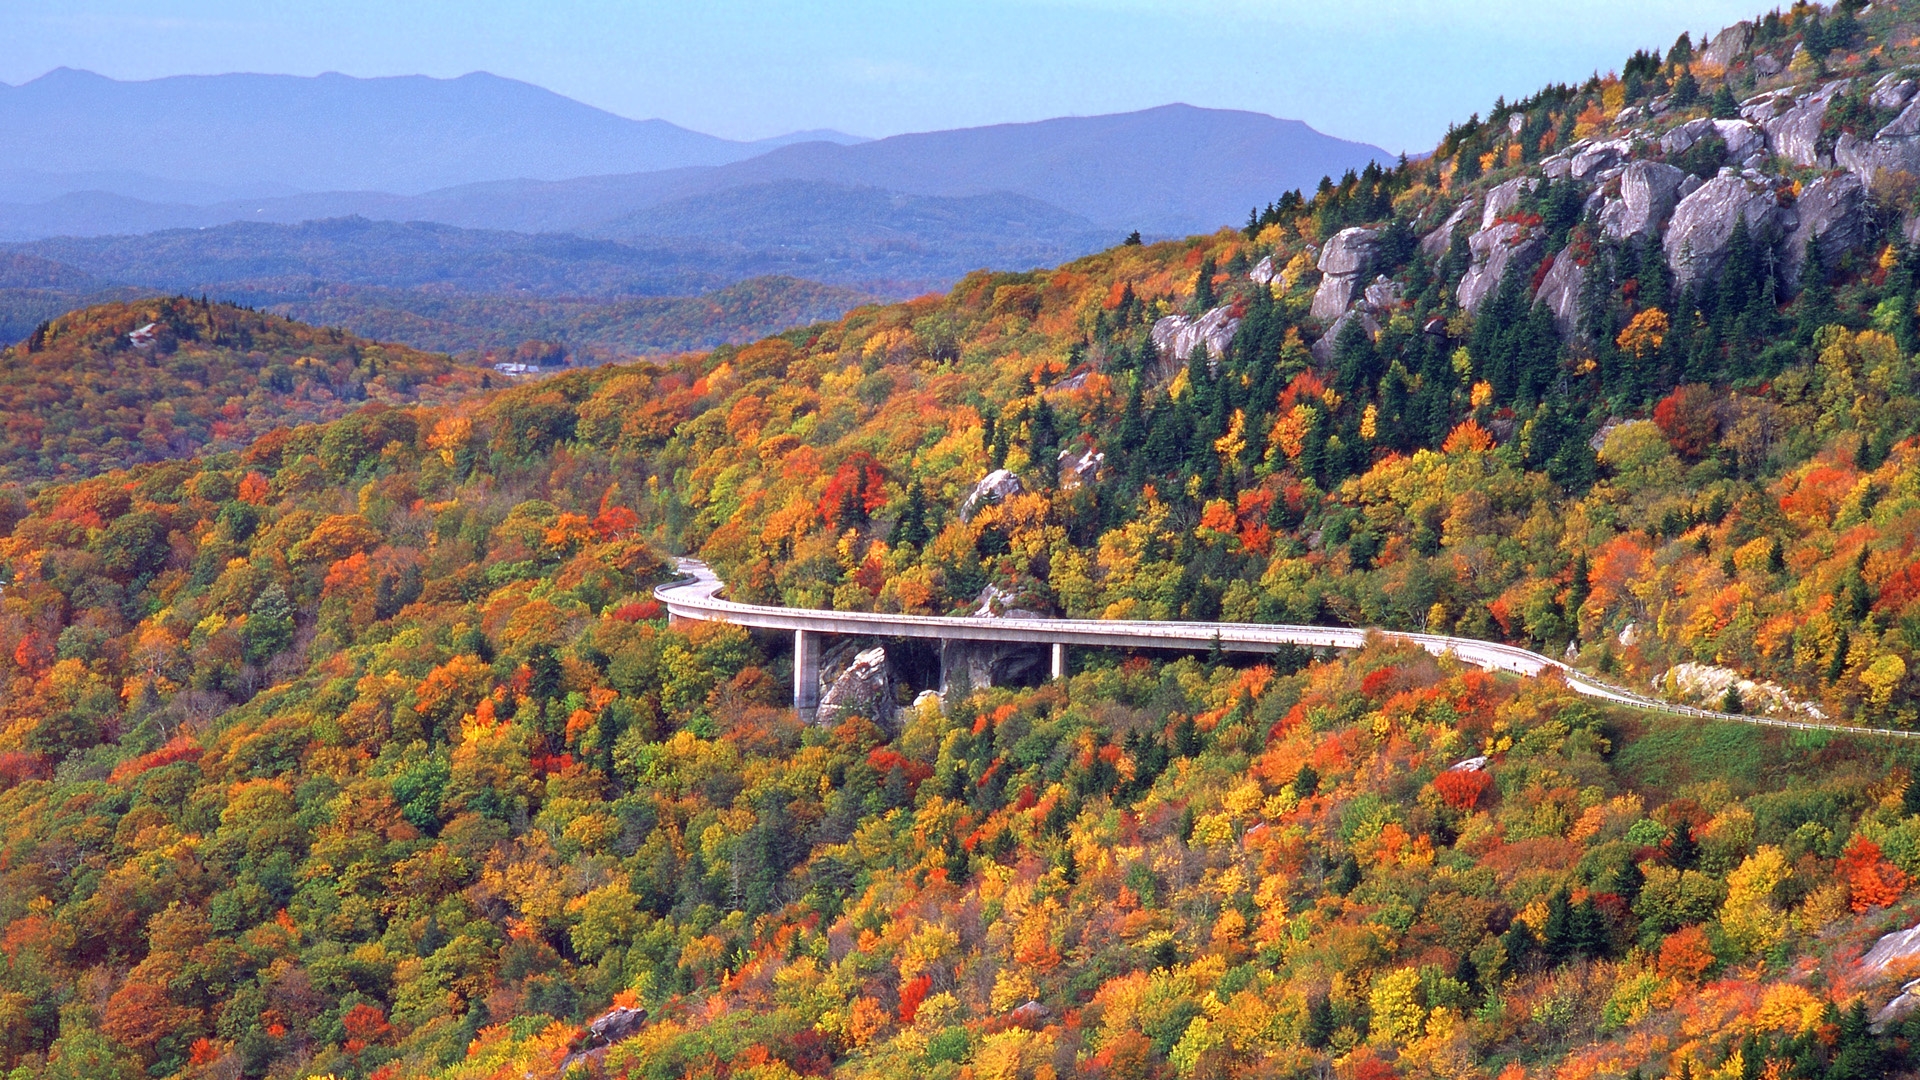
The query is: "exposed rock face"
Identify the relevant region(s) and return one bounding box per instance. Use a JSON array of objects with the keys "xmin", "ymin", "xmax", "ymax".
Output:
[
  {"xmin": 1598, "ymin": 161, "xmax": 1688, "ymax": 241},
  {"xmin": 1419, "ymin": 197, "xmax": 1477, "ymax": 258},
  {"xmin": 1872, "ymin": 72, "xmax": 1919, "ymax": 111},
  {"xmin": 1761, "ymin": 79, "xmax": 1852, "ymax": 167},
  {"xmin": 1782, "ymin": 172, "xmax": 1870, "ymax": 290},
  {"xmin": 1571, "ymin": 139, "xmax": 1633, "ymax": 180},
  {"xmin": 1664, "ymin": 175, "xmax": 1785, "ymax": 292},
  {"xmin": 1480, "ymin": 176, "xmax": 1537, "ymax": 230},
  {"xmin": 1863, "ymin": 922, "xmax": 1920, "ymax": 977},
  {"xmin": 1662, "ymin": 661, "xmax": 1827, "ymax": 719},
  {"xmin": 588, "ymin": 1006, "xmax": 647, "ymax": 1046},
  {"xmin": 1057, "ymin": 445, "xmax": 1103, "ymax": 489},
  {"xmin": 1713, "ymin": 118, "xmax": 1766, "ymax": 162},
  {"xmin": 1150, "ymin": 306, "xmax": 1241, "ymax": 370},
  {"xmin": 1835, "ymin": 96, "xmax": 1920, "ymax": 178},
  {"xmin": 1248, "ymin": 254, "xmax": 1275, "ymax": 285},
  {"xmin": 1698, "ymin": 20, "xmax": 1753, "ymax": 68},
  {"xmin": 1363, "ymin": 275, "xmax": 1404, "ymax": 310},
  {"xmin": 1659, "ymin": 116, "xmax": 1717, "ymax": 156},
  {"xmin": 1534, "ymin": 253, "xmax": 1587, "ymax": 338},
  {"xmin": 960, "ymin": 469, "xmax": 1023, "ymax": 522},
  {"xmin": 818, "ymin": 644, "xmax": 894, "ymax": 726},
  {"xmin": 1312, "ymin": 227, "xmax": 1381, "ymax": 320},
  {"xmin": 1456, "ymin": 222, "xmax": 1546, "ymax": 312}
]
